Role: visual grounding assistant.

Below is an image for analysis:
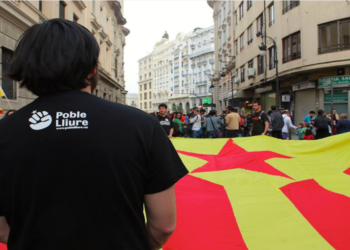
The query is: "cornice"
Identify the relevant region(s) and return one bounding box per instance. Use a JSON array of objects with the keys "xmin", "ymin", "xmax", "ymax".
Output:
[
  {"xmin": 0, "ymin": 1, "xmax": 37, "ymax": 30},
  {"xmin": 111, "ymin": 1, "xmax": 127, "ymax": 25},
  {"xmin": 73, "ymin": 0, "xmax": 86, "ymax": 11}
]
